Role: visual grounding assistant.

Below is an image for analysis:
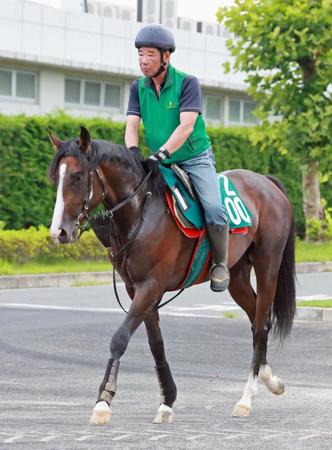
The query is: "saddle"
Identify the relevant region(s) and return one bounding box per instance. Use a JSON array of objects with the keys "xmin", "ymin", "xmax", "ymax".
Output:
[{"xmin": 159, "ymin": 164, "xmax": 252, "ymax": 235}]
